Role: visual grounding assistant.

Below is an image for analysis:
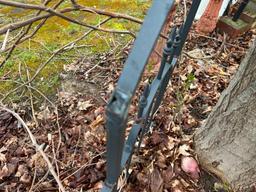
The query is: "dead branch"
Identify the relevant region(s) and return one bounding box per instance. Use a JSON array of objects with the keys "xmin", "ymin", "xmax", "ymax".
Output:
[
  {"xmin": 0, "ymin": 1, "xmax": 136, "ymax": 37},
  {"xmin": 0, "ymin": 18, "xmax": 110, "ymax": 102},
  {"xmin": 0, "ymin": 0, "xmax": 64, "ymax": 68},
  {"xmin": 0, "ymin": 106, "xmax": 66, "ymax": 192},
  {"xmin": 77, "ymin": 5, "xmax": 142, "ymax": 24},
  {"xmin": 184, "ymin": 33, "xmax": 227, "ymax": 60},
  {"xmin": 25, "ymin": 64, "xmax": 39, "ymax": 127},
  {"xmin": 0, "ymin": 1, "xmax": 138, "ymax": 68},
  {"xmin": 0, "ymin": 8, "xmax": 71, "ymax": 35},
  {"xmin": 0, "ymin": 29, "xmax": 10, "ymax": 51}
]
